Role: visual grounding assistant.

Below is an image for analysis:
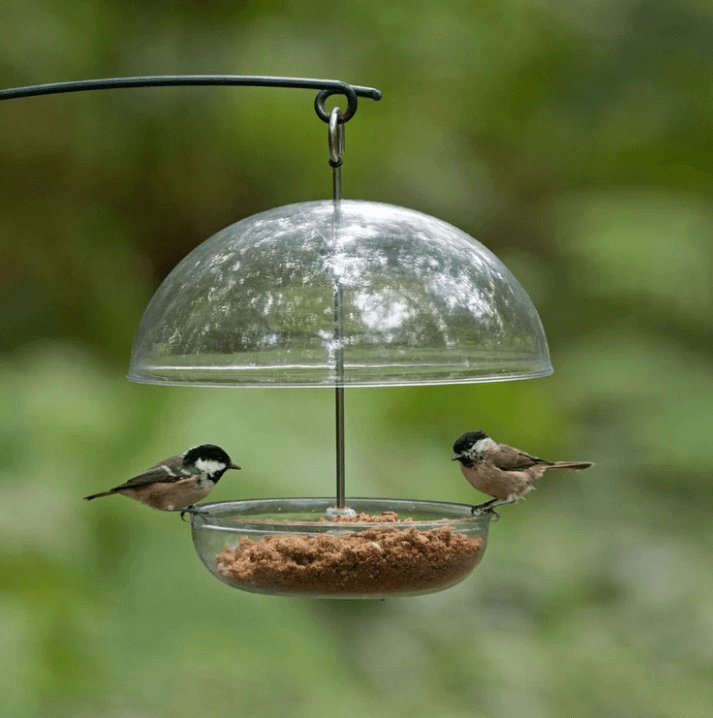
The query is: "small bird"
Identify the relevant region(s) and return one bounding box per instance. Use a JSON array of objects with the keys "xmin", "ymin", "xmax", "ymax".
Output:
[
  {"xmin": 84, "ymin": 444, "xmax": 241, "ymax": 515},
  {"xmin": 452, "ymin": 431, "xmax": 592, "ymax": 515}
]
